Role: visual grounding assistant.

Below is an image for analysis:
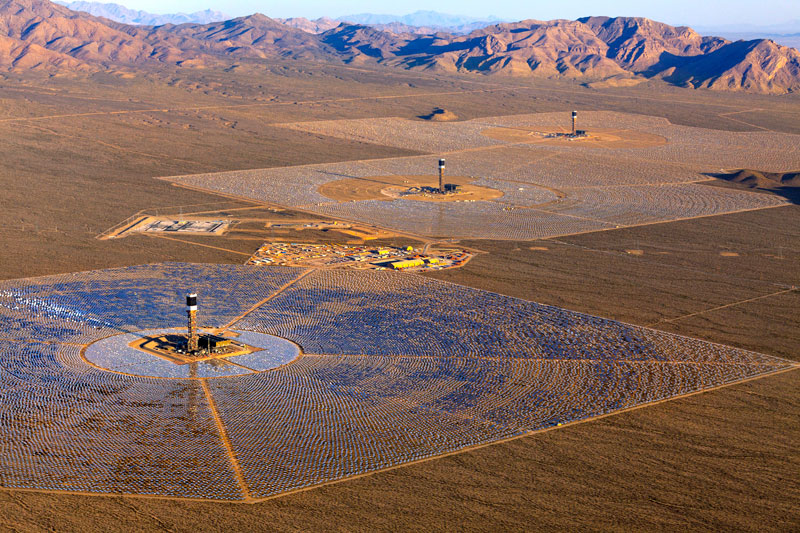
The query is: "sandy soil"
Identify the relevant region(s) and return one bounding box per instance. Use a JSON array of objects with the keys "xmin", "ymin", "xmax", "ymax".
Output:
[
  {"xmin": 586, "ymin": 77, "xmax": 649, "ymax": 89},
  {"xmin": 317, "ymin": 174, "xmax": 504, "ymax": 202},
  {"xmin": 481, "ymin": 126, "xmax": 668, "ymax": 148}
]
